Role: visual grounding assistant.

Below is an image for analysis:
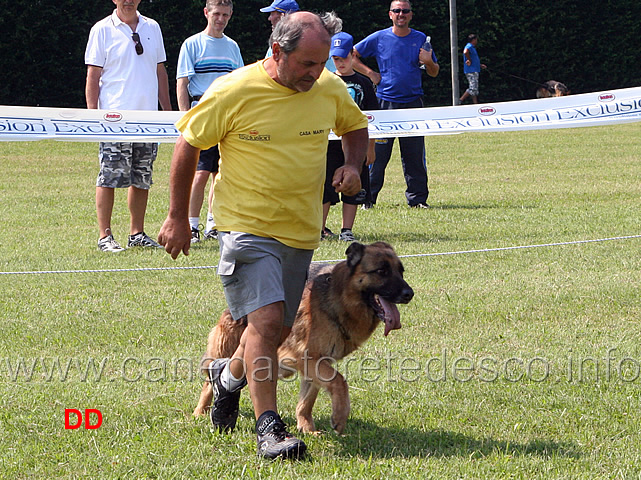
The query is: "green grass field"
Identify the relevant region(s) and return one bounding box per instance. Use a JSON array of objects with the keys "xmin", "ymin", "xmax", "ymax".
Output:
[{"xmin": 1, "ymin": 124, "xmax": 641, "ymax": 479}]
